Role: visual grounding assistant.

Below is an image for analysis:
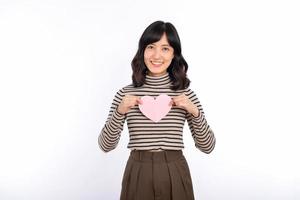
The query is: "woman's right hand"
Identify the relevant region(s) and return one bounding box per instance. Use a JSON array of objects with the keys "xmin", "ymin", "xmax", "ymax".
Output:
[{"xmin": 117, "ymin": 95, "xmax": 143, "ymax": 115}]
